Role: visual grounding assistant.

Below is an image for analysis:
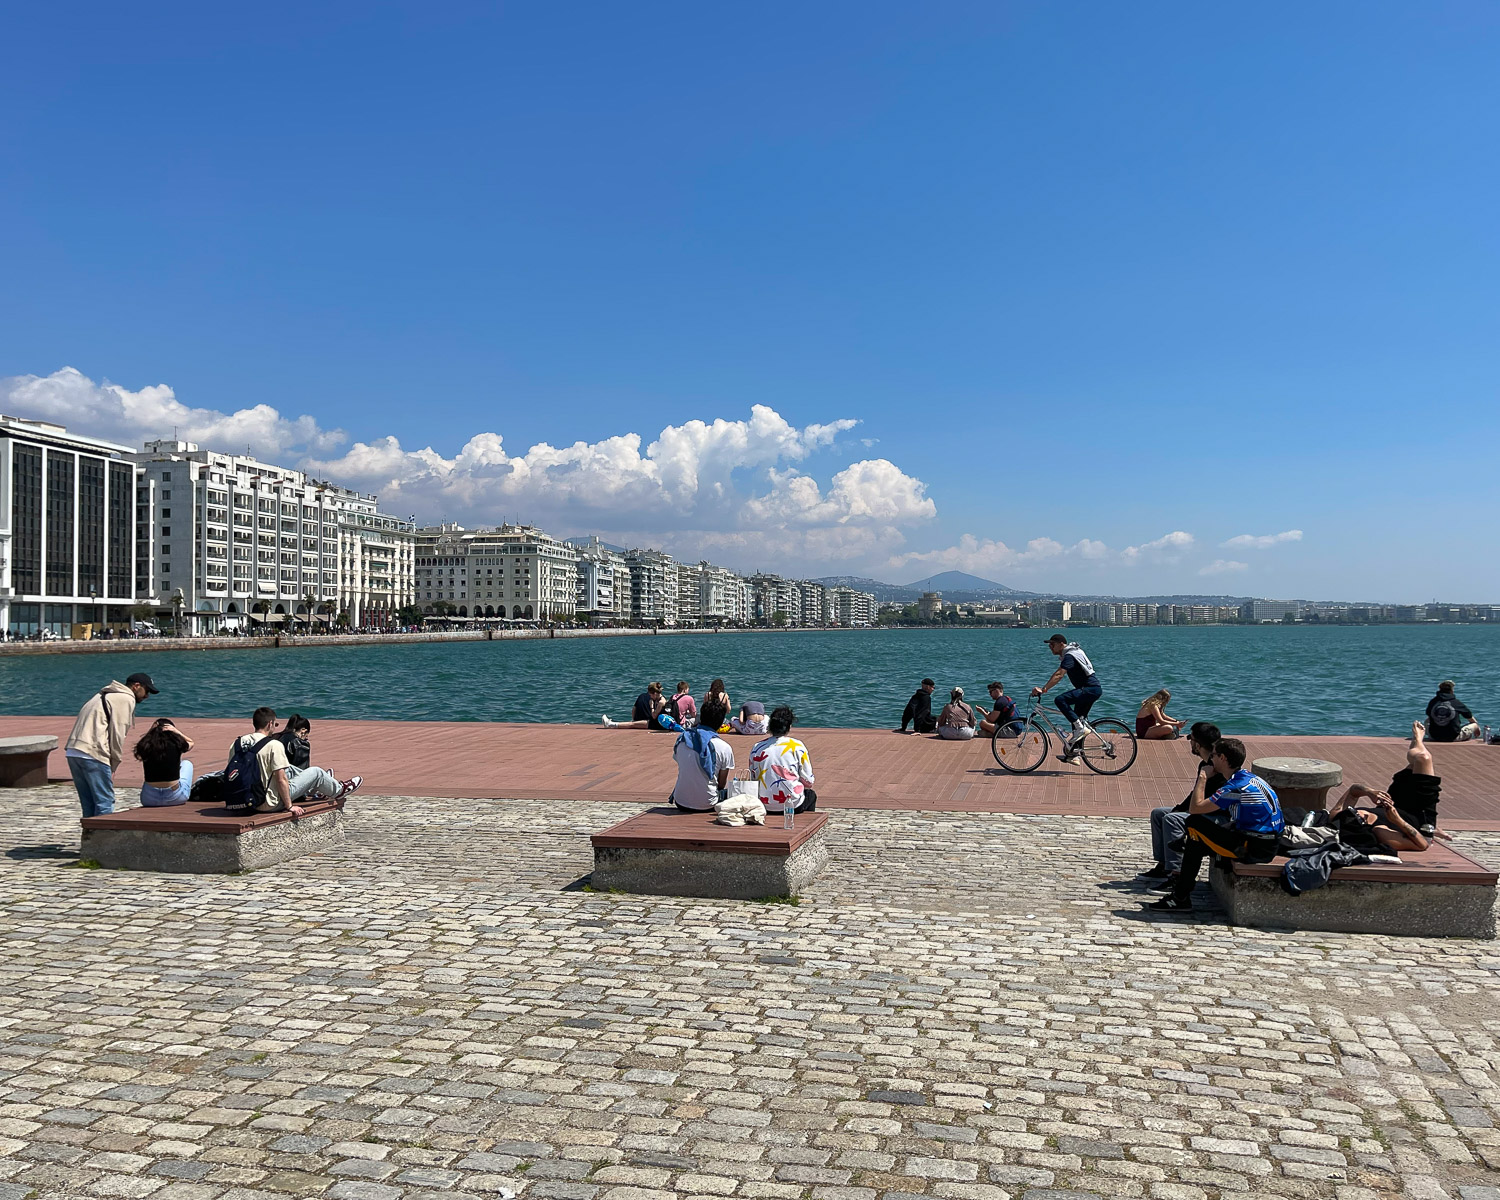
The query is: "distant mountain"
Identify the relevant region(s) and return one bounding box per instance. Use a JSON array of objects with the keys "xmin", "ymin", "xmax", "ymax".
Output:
[{"xmin": 900, "ymin": 570, "xmax": 1019, "ymax": 594}]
